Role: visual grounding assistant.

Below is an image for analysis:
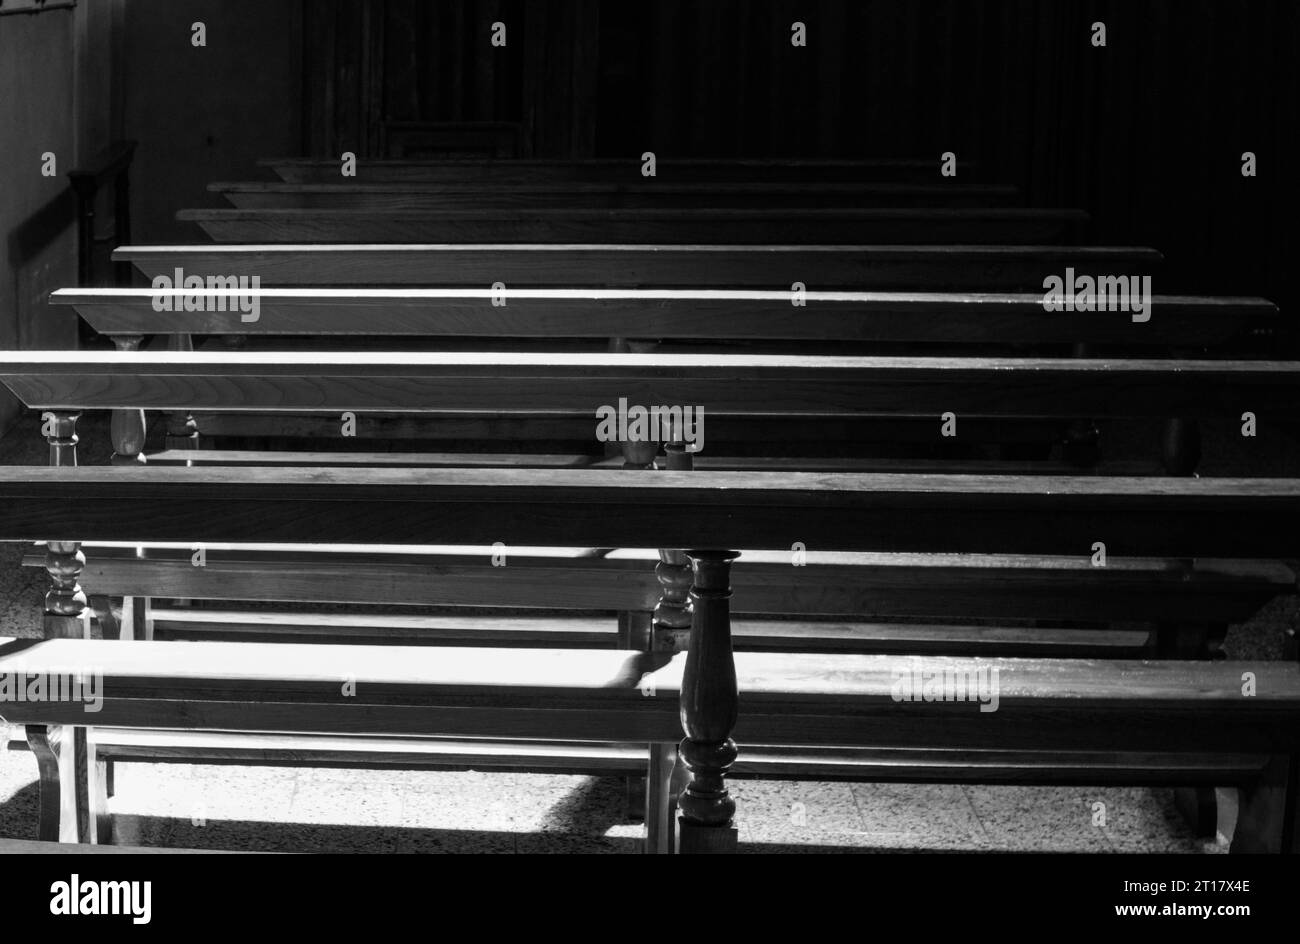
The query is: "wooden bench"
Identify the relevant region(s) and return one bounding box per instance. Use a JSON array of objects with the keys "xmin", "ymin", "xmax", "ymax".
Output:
[
  {"xmin": 54, "ymin": 284, "xmax": 1275, "ymax": 473},
  {"xmin": 3, "ymin": 349, "xmax": 1296, "ymax": 842},
  {"xmin": 258, "ymin": 157, "xmax": 979, "ymax": 185},
  {"xmin": 208, "ymin": 180, "xmax": 1022, "ymax": 210},
  {"xmin": 54, "ymin": 287, "xmax": 1271, "ymax": 350},
  {"xmin": 5, "ymin": 350, "xmax": 1292, "ymax": 443},
  {"xmin": 0, "ymin": 467, "xmax": 1298, "ymax": 852},
  {"xmin": 6, "ymin": 349, "xmax": 1293, "ymax": 625},
  {"xmin": 175, "ymin": 207, "xmax": 1089, "ymax": 245},
  {"xmin": 112, "ymin": 243, "xmax": 1163, "ymax": 290}
]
